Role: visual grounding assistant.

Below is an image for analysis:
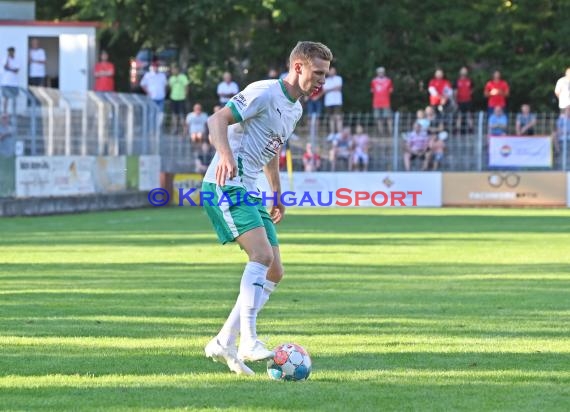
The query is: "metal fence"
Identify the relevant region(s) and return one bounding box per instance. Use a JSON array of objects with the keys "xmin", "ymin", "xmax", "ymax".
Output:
[
  {"xmin": 1, "ymin": 87, "xmax": 160, "ymax": 157},
  {"xmin": 2, "ymin": 88, "xmax": 568, "ymax": 173},
  {"xmin": 160, "ymin": 109, "xmax": 569, "ymax": 173}
]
